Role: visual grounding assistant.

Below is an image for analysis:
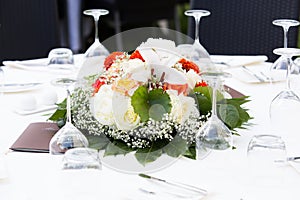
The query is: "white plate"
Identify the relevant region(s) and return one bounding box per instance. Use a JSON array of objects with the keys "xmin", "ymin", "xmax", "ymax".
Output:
[{"xmin": 0, "ymin": 83, "xmax": 43, "ymax": 93}]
